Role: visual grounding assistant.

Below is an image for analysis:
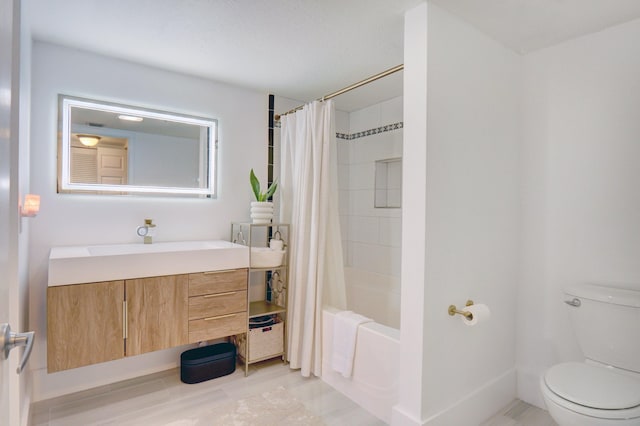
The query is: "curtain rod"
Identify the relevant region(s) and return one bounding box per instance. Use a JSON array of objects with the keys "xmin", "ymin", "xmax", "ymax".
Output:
[{"xmin": 274, "ymin": 64, "xmax": 404, "ymax": 121}]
